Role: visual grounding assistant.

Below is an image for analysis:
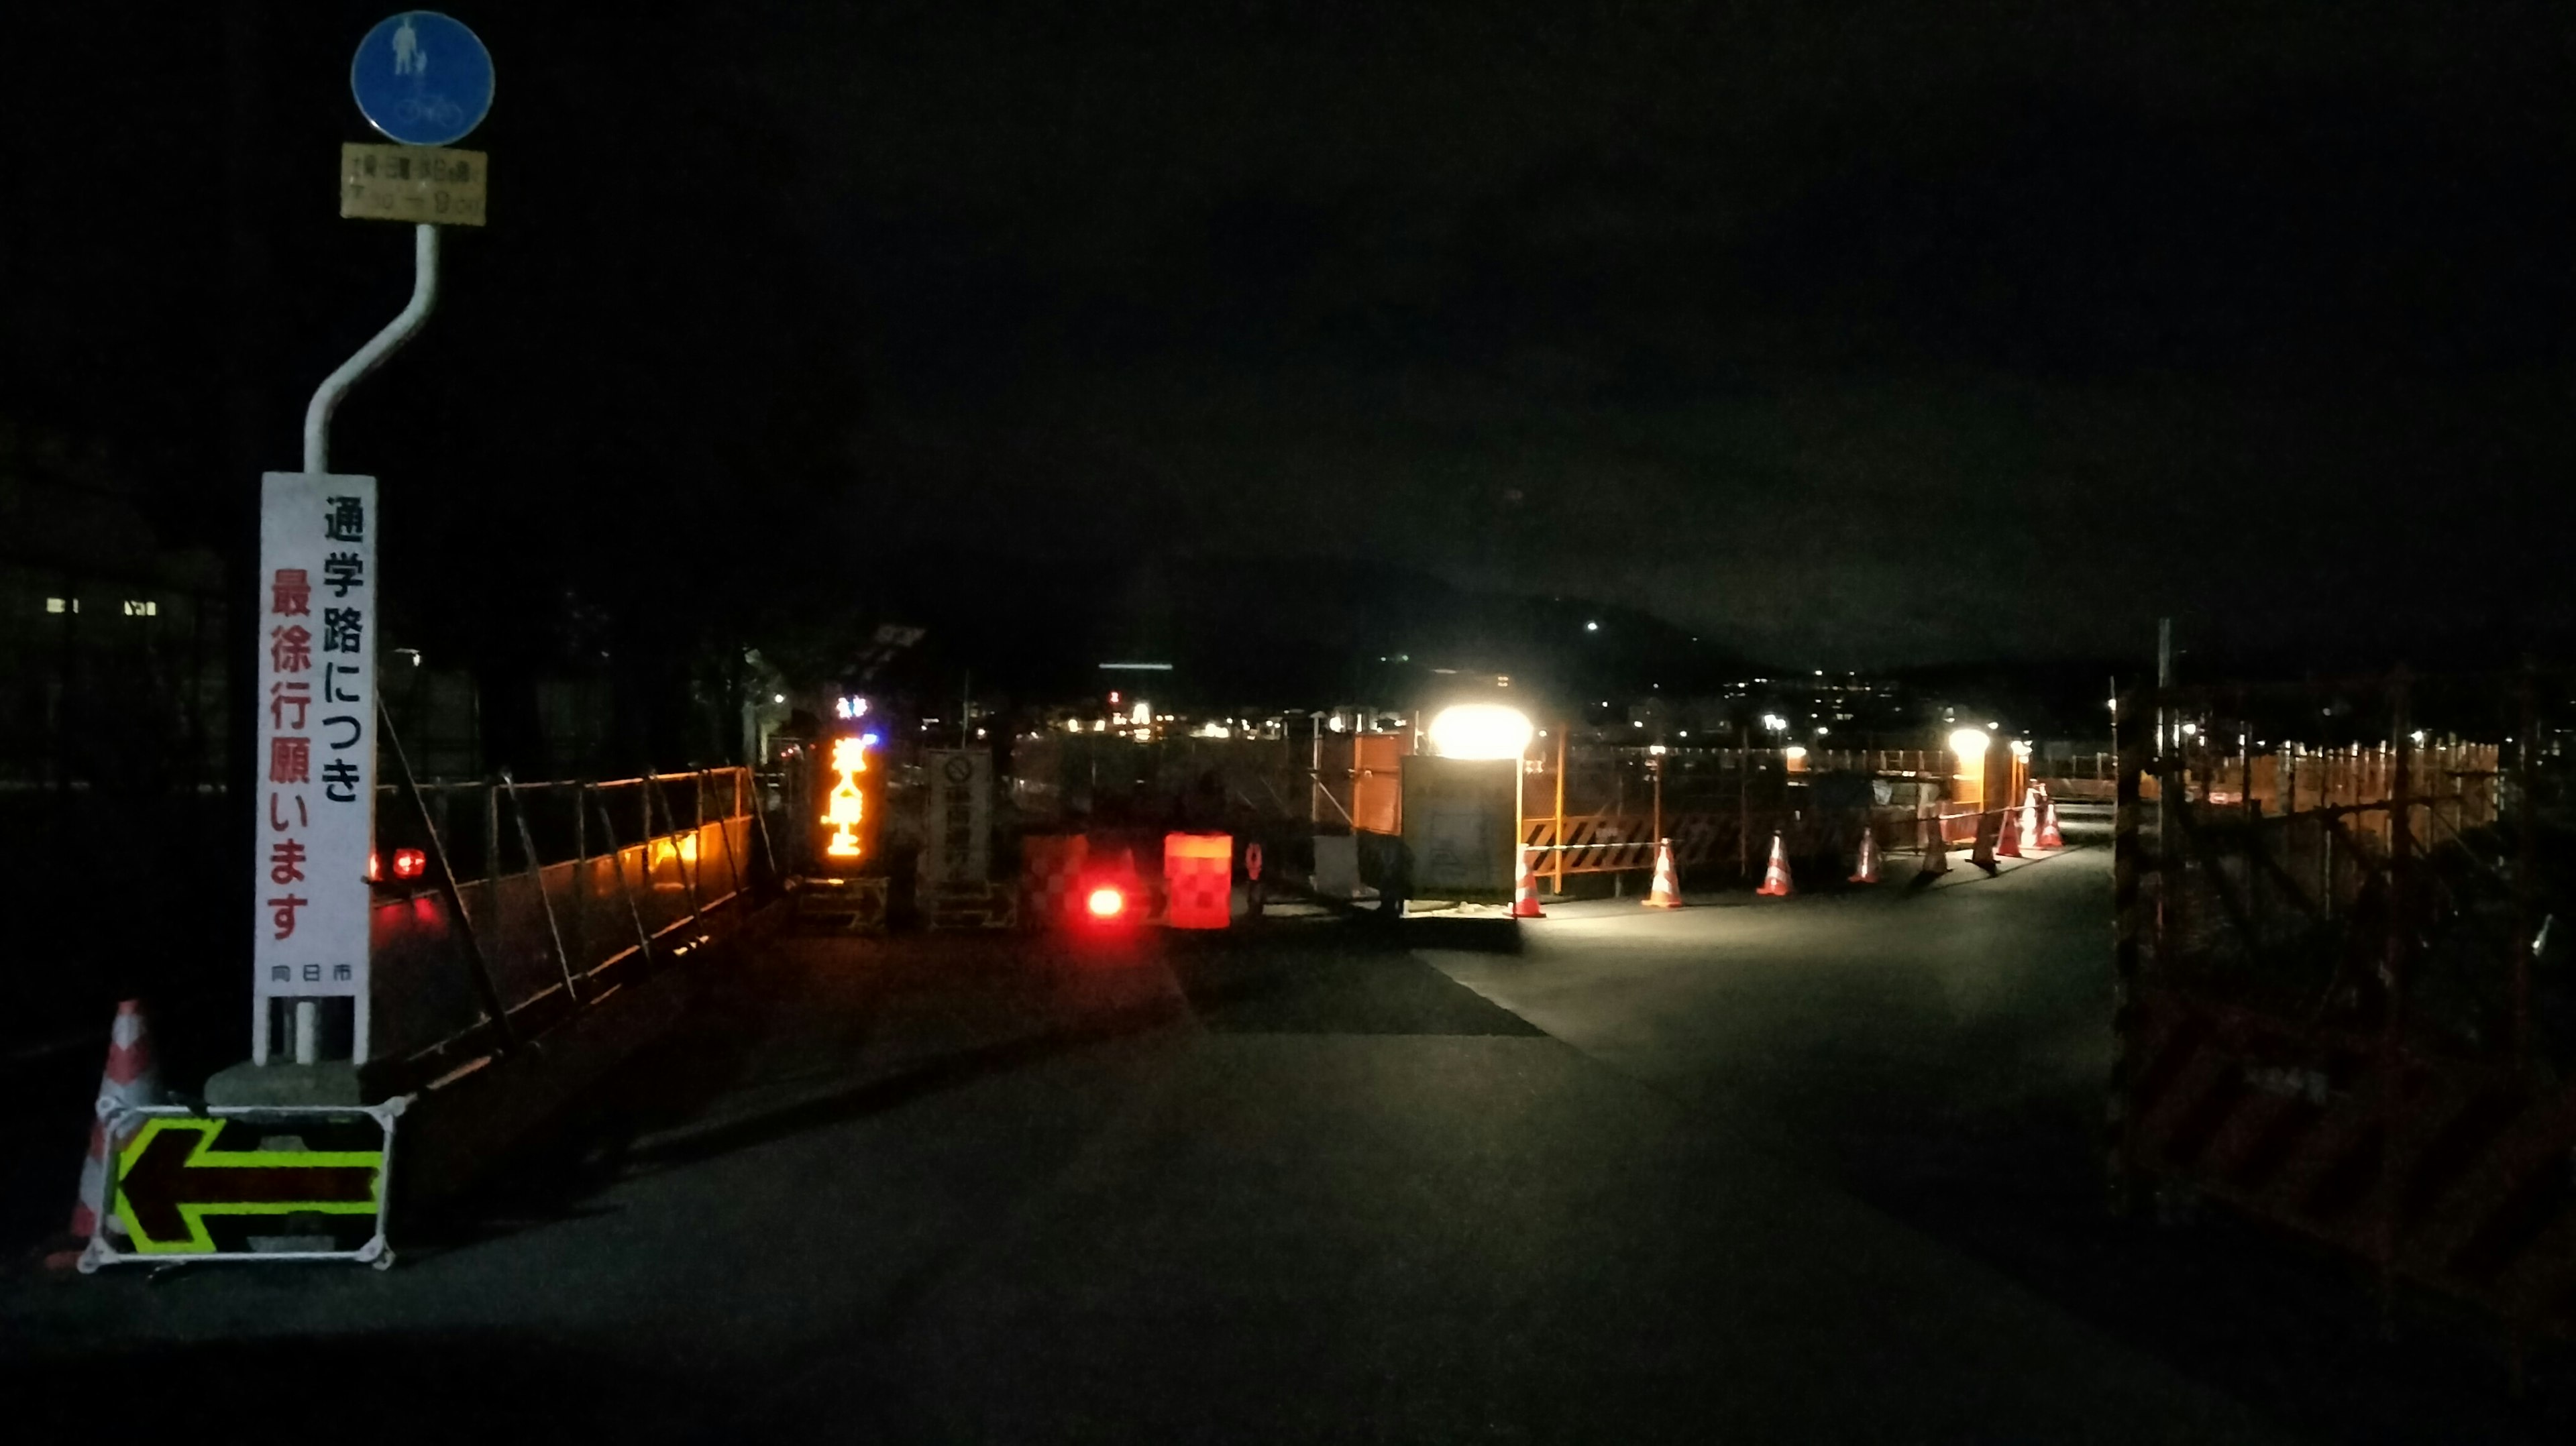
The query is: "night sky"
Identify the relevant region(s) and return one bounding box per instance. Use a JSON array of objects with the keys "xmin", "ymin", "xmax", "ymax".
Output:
[{"xmin": 7, "ymin": 1, "xmax": 2571, "ymax": 678}]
